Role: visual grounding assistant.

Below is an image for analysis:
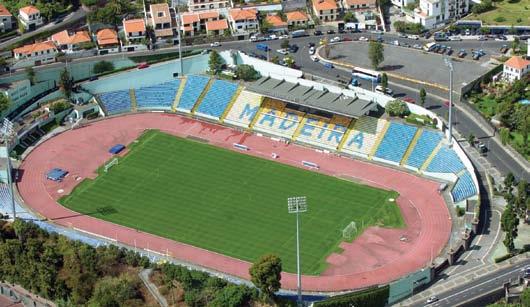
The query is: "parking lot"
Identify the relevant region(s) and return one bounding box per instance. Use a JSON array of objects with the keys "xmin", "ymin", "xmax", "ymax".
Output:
[{"xmin": 327, "ymin": 41, "xmax": 499, "ymax": 92}]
